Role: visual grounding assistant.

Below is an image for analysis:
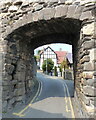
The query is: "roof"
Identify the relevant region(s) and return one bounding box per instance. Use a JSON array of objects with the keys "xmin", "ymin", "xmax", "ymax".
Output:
[
  {"xmin": 55, "ymin": 51, "xmax": 67, "ymax": 64},
  {"xmin": 66, "ymin": 53, "xmax": 73, "ymax": 64},
  {"xmin": 40, "ymin": 46, "xmax": 56, "ymax": 56},
  {"xmin": 39, "ymin": 46, "xmax": 73, "ymax": 64}
]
